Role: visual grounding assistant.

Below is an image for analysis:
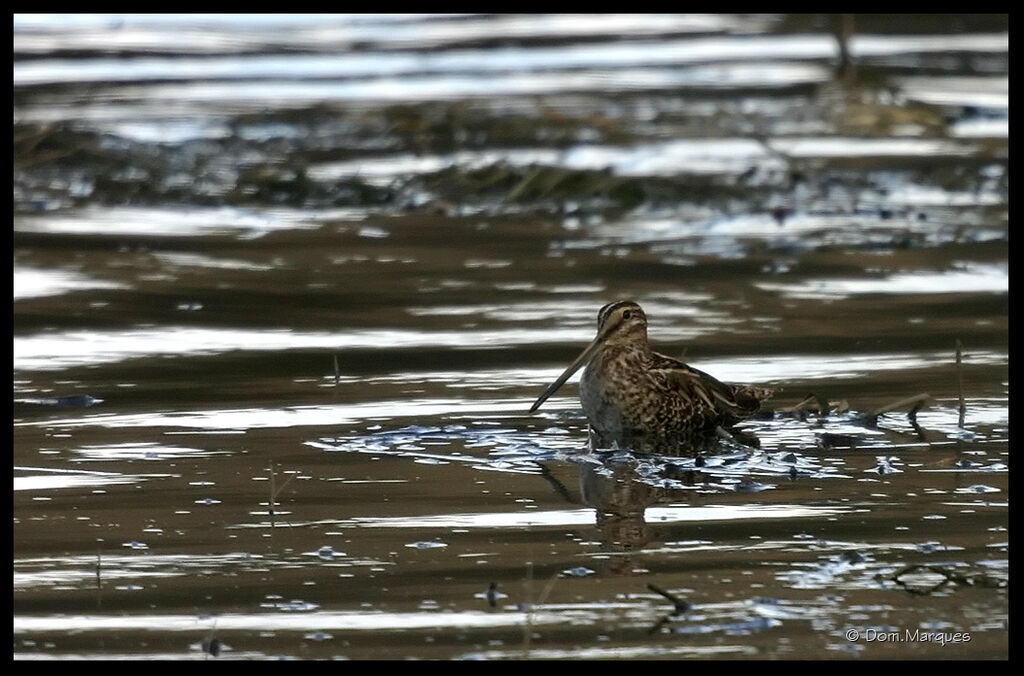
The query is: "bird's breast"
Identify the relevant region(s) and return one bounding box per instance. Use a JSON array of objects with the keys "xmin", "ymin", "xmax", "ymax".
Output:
[{"xmin": 579, "ymin": 347, "xmax": 650, "ymax": 435}]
